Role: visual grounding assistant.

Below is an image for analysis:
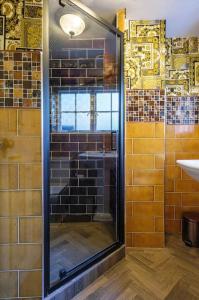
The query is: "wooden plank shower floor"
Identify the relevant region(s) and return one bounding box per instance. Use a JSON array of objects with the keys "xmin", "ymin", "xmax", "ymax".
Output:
[
  {"xmin": 50, "ymin": 222, "xmax": 115, "ymax": 285},
  {"xmin": 73, "ymin": 234, "xmax": 199, "ymax": 300}
]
